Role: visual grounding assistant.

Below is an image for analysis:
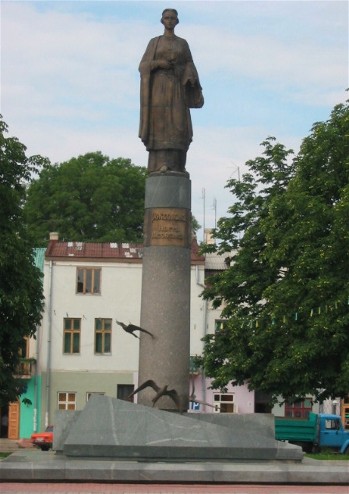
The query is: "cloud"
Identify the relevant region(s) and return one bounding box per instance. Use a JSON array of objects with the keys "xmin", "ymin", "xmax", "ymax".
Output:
[
  {"xmin": 3, "ymin": 1, "xmax": 347, "ymax": 127},
  {"xmin": 2, "ymin": 0, "xmax": 348, "ymax": 237},
  {"xmin": 182, "ymin": 1, "xmax": 347, "ymax": 107},
  {"xmin": 188, "ymin": 26, "xmax": 346, "ymax": 99},
  {"xmin": 2, "ymin": 4, "xmax": 143, "ymax": 120}
]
